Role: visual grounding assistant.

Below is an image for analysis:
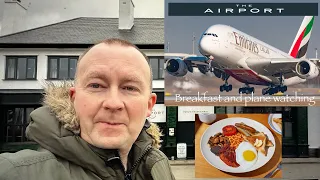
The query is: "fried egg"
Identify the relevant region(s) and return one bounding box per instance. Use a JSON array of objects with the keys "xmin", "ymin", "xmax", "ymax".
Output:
[{"xmin": 235, "ymin": 142, "xmax": 258, "ymax": 170}]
